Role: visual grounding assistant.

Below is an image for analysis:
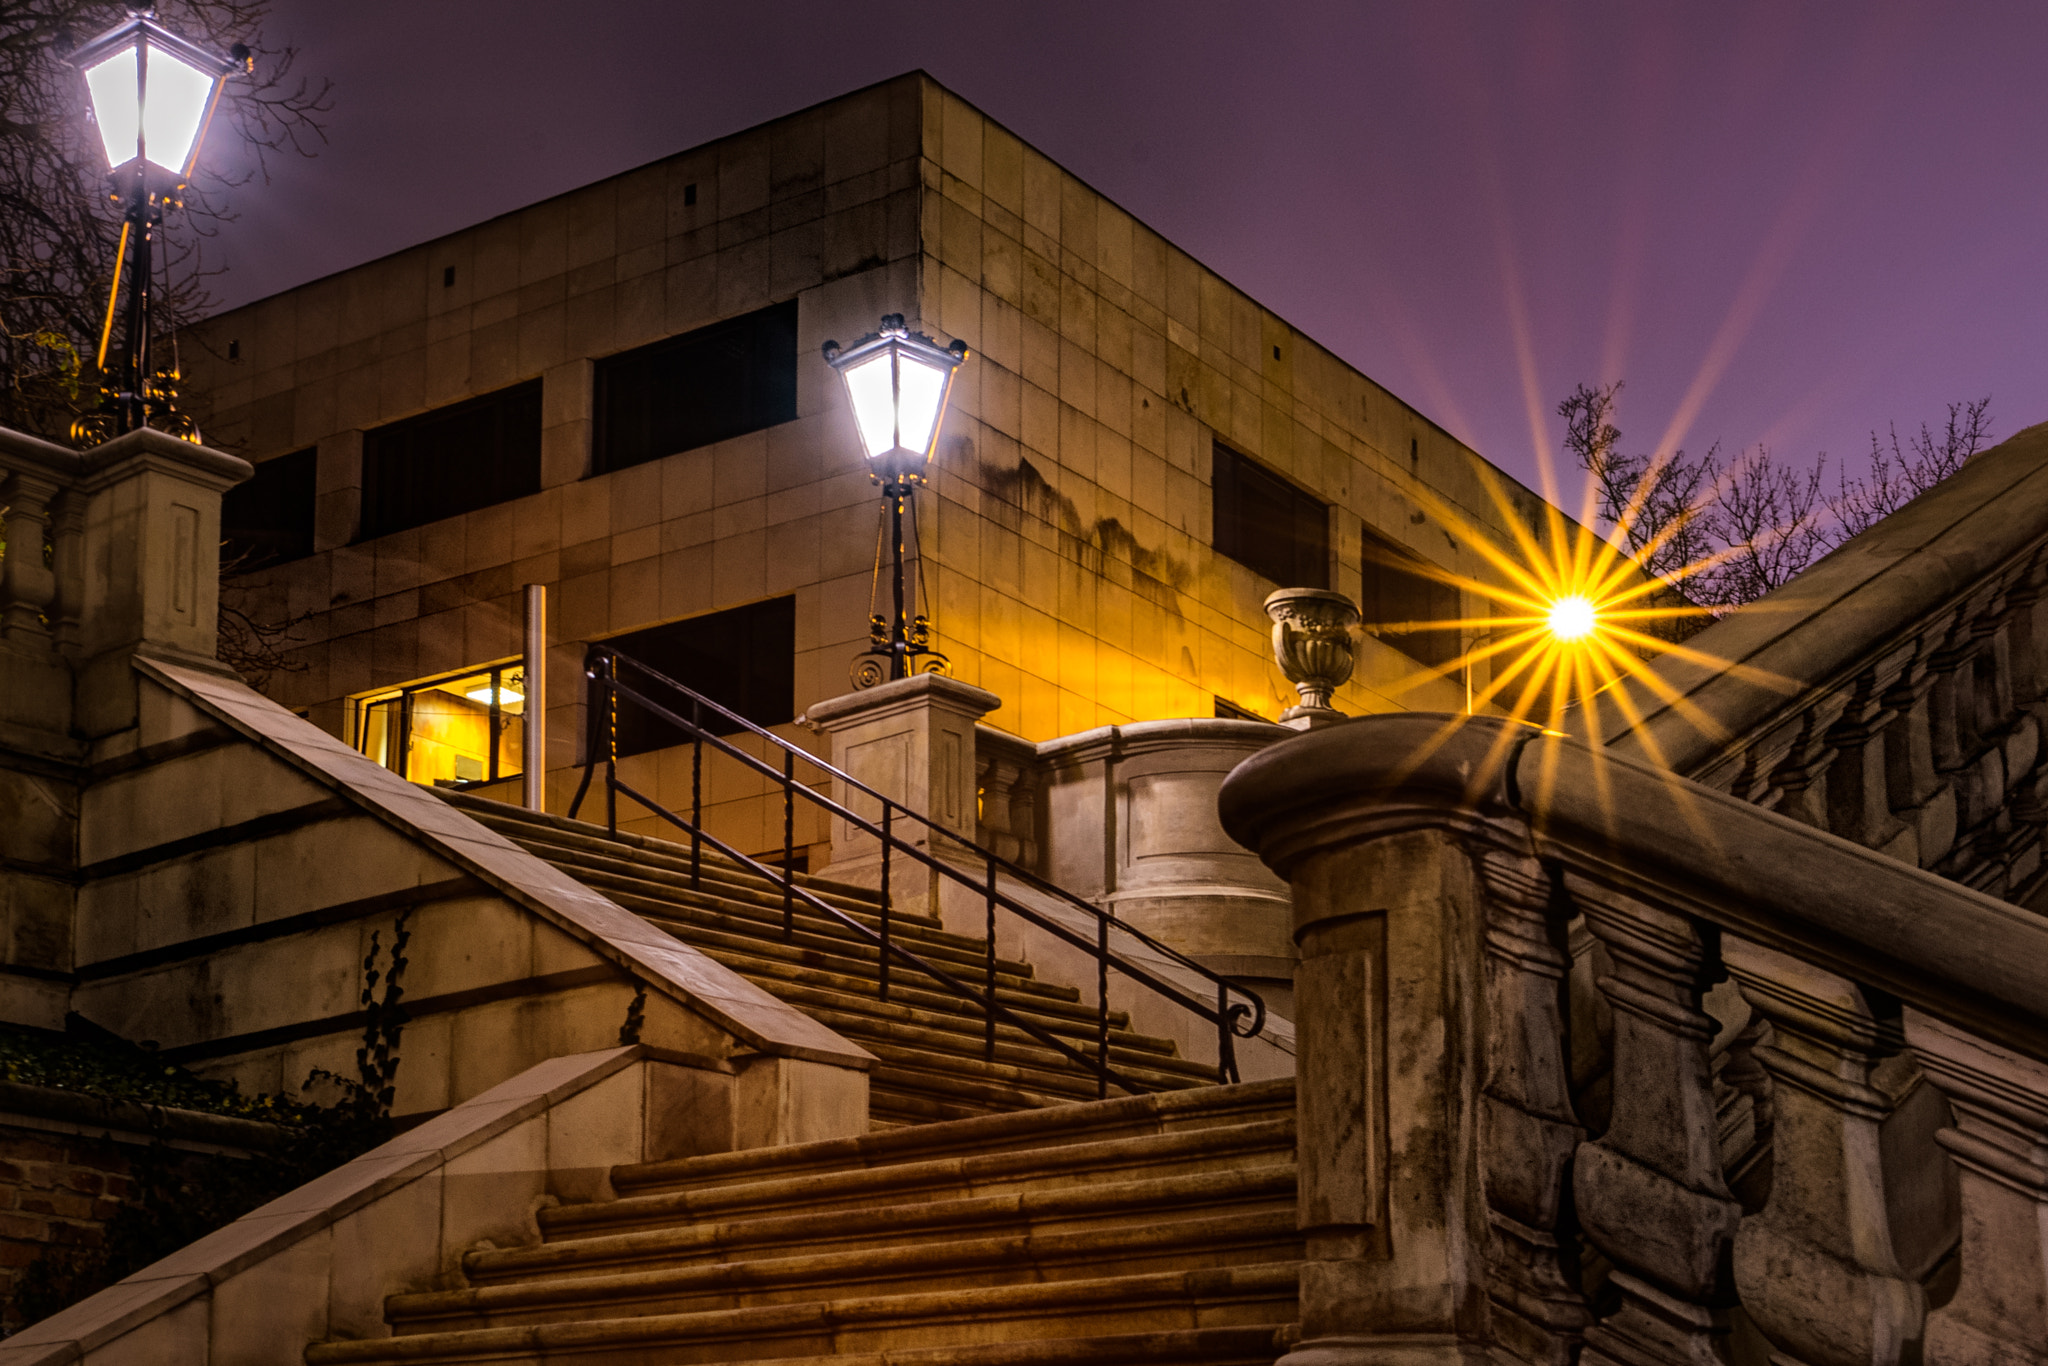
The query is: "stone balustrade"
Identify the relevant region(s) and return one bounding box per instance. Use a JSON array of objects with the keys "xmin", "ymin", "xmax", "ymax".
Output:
[
  {"xmin": 1609, "ymin": 419, "xmax": 2048, "ymax": 905},
  {"xmin": 1221, "ymin": 712, "xmax": 2048, "ymax": 1366}
]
